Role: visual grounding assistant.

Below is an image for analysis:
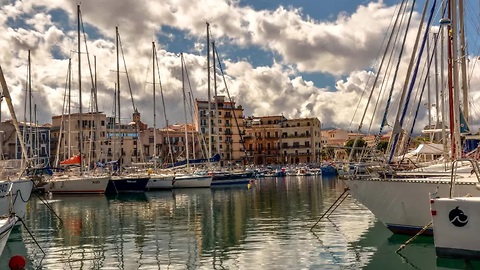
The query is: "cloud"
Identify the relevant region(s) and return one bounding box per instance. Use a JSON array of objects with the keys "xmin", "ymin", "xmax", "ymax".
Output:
[{"xmin": 0, "ymin": 0, "xmax": 474, "ymax": 138}]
